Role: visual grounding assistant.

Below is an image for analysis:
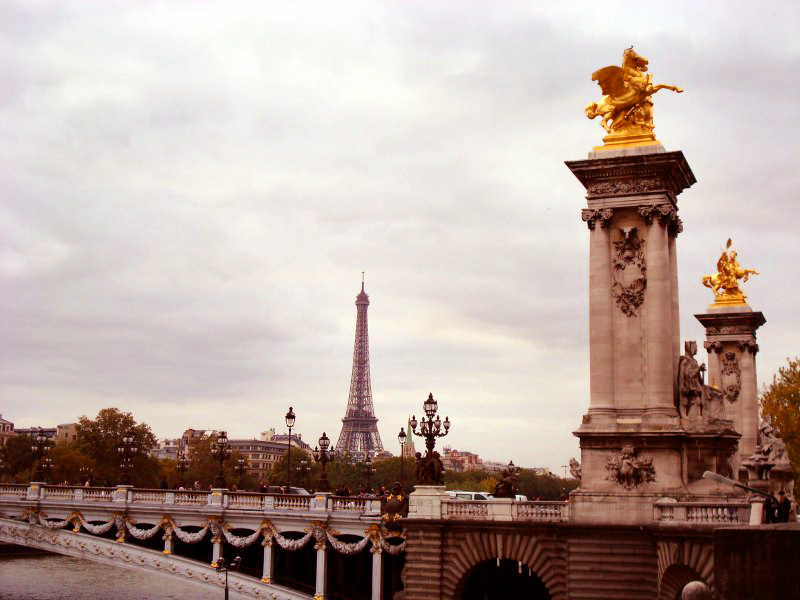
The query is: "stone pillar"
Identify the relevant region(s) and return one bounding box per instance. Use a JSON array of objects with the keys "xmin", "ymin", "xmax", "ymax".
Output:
[
  {"xmin": 261, "ymin": 540, "xmax": 273, "ymax": 584},
  {"xmin": 642, "ymin": 211, "xmax": 675, "ymax": 419},
  {"xmin": 407, "ymin": 485, "xmax": 446, "ymax": 519},
  {"xmin": 371, "ymin": 547, "xmax": 383, "ymax": 600},
  {"xmin": 315, "ymin": 540, "xmax": 328, "ymax": 600},
  {"xmin": 585, "ymin": 210, "xmax": 615, "ymax": 418},
  {"xmin": 695, "ymin": 309, "xmax": 765, "ymax": 464},
  {"xmin": 211, "ymin": 539, "xmax": 222, "ymax": 567}
]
